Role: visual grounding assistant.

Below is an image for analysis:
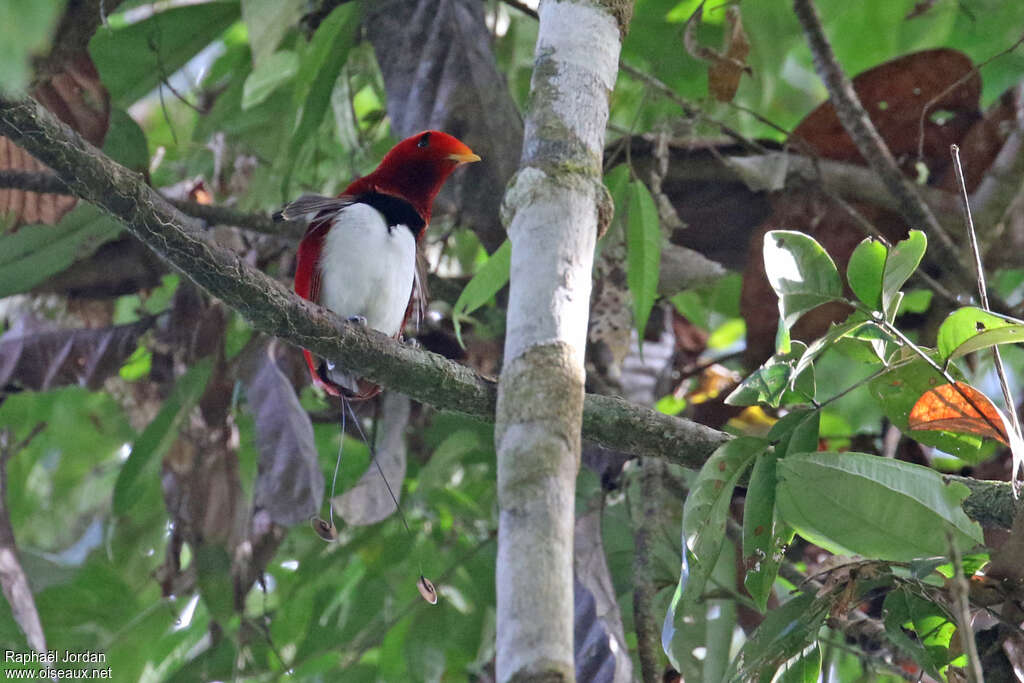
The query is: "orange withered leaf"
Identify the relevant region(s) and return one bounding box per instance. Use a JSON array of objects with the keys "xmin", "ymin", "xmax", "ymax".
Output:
[{"xmin": 908, "ymin": 381, "xmax": 1008, "ymax": 444}]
